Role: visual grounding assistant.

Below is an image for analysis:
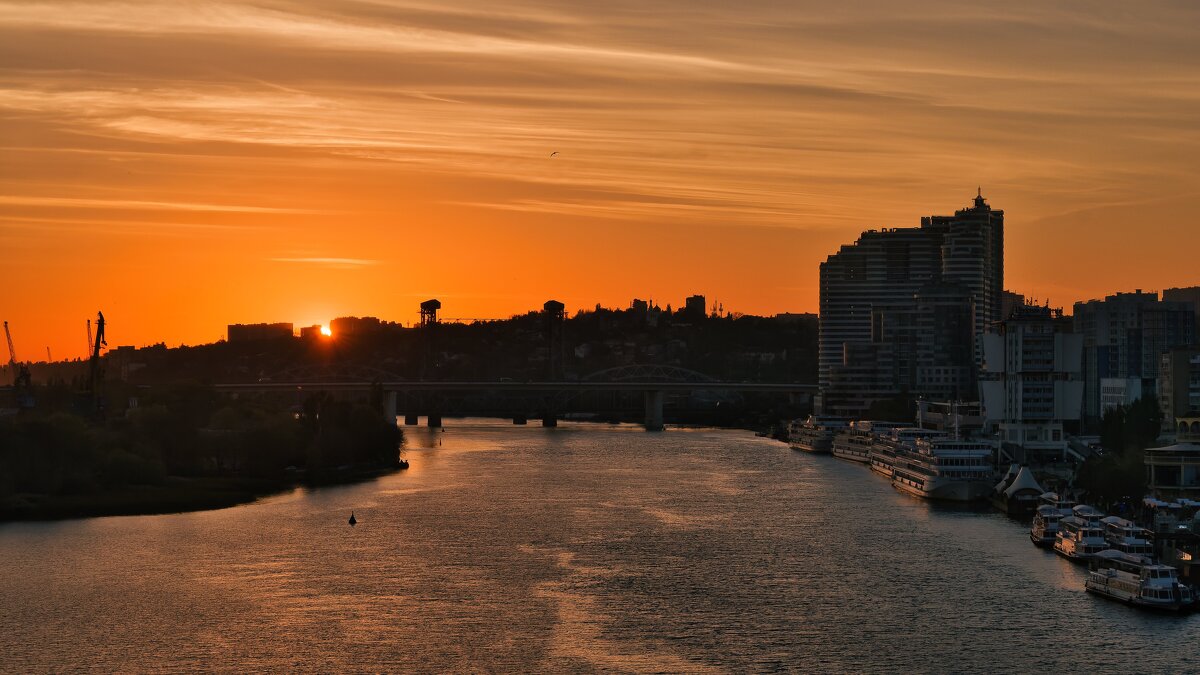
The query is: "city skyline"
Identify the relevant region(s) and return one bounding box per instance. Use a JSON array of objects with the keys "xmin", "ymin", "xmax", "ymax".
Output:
[{"xmin": 4, "ymin": 1, "xmax": 1200, "ymax": 358}]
